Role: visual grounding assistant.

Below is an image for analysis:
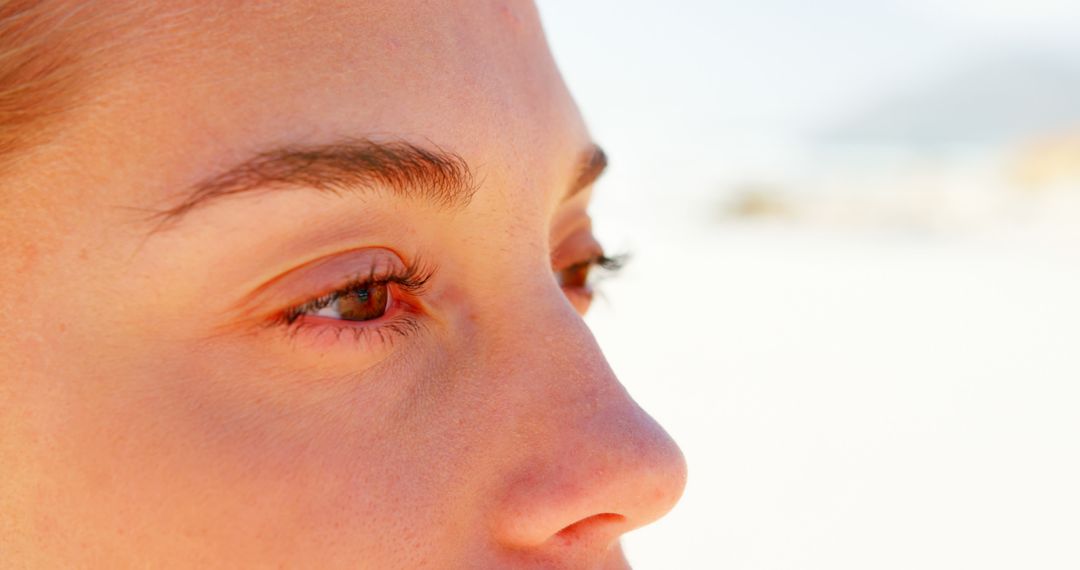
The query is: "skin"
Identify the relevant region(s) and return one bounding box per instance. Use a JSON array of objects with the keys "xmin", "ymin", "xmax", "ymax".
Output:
[{"xmin": 0, "ymin": 1, "xmax": 686, "ymax": 568}]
